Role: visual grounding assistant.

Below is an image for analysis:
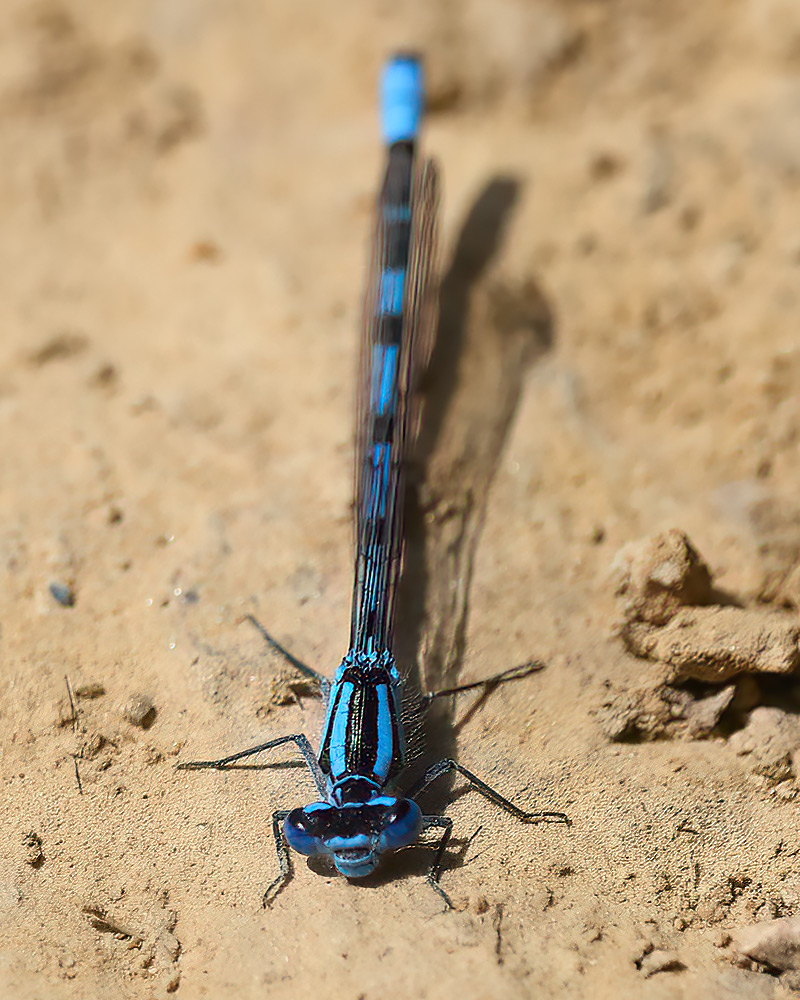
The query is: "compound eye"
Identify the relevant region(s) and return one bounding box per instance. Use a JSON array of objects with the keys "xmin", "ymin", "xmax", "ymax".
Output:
[
  {"xmin": 283, "ymin": 807, "xmax": 326, "ymax": 856},
  {"xmin": 378, "ymin": 798, "xmax": 423, "ymax": 851}
]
